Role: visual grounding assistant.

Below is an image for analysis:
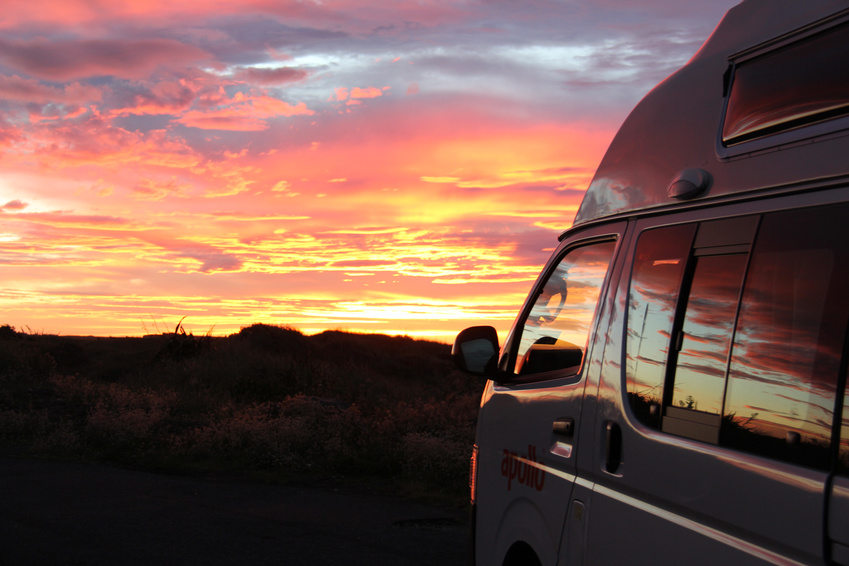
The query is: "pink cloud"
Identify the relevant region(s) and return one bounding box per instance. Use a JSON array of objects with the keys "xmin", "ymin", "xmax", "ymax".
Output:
[
  {"xmin": 18, "ymin": 115, "xmax": 201, "ymax": 171},
  {"xmin": 0, "ymin": 75, "xmax": 102, "ymax": 104},
  {"xmin": 5, "ymin": 210, "xmax": 133, "ymax": 229},
  {"xmin": 0, "ymin": 0, "xmax": 472, "ymax": 33},
  {"xmin": 0, "ymin": 38, "xmax": 210, "ymax": 81},
  {"xmin": 0, "ymin": 0, "xmax": 320, "ymax": 28},
  {"xmin": 232, "ymin": 67, "xmax": 309, "ymax": 86},
  {"xmin": 108, "ymin": 79, "xmax": 199, "ymax": 117},
  {"xmin": 178, "ymin": 114, "xmax": 268, "ymax": 131},
  {"xmin": 137, "ymin": 233, "xmax": 244, "ymax": 273},
  {"xmin": 0, "ymin": 118, "xmax": 23, "ymax": 147},
  {"xmin": 1, "ymin": 200, "xmax": 28, "ymax": 211}
]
